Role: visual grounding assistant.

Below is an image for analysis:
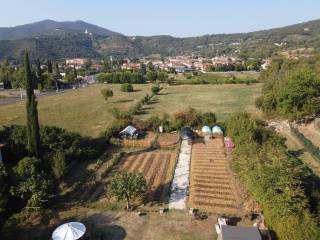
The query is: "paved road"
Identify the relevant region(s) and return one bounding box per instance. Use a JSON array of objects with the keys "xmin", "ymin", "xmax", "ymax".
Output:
[{"xmin": 0, "ymin": 74, "xmax": 97, "ymax": 106}]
